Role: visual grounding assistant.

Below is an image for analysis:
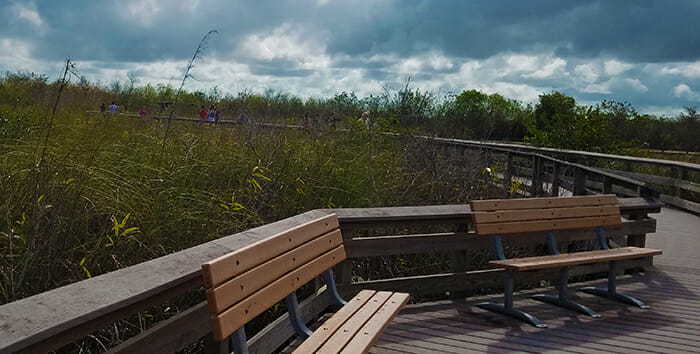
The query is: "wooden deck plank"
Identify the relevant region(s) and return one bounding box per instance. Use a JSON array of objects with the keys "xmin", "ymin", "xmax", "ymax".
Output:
[{"xmin": 293, "ymin": 290, "xmax": 376, "ymax": 354}]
